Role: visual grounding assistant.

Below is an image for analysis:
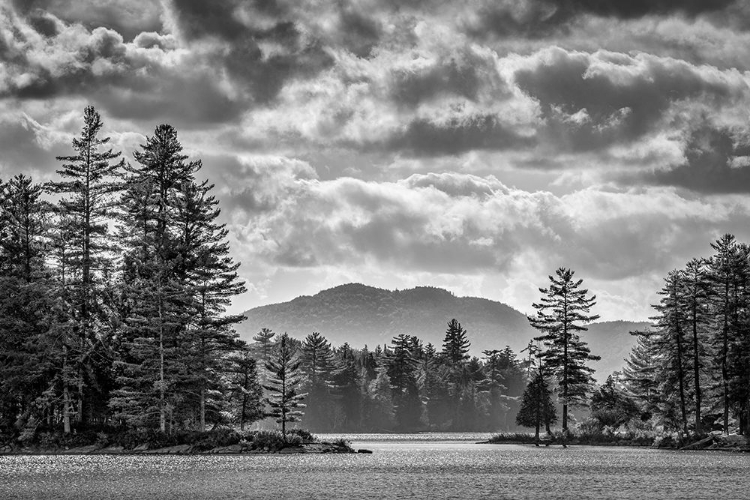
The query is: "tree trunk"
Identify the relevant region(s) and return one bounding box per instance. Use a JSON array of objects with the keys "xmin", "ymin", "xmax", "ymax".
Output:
[
  {"xmin": 200, "ymin": 387, "xmax": 206, "ymax": 432},
  {"xmin": 63, "ymin": 345, "xmax": 71, "ymax": 434},
  {"xmin": 675, "ymin": 324, "xmax": 689, "ymax": 436},
  {"xmin": 691, "ymin": 306, "xmax": 702, "ymax": 436},
  {"xmin": 158, "ymin": 291, "xmax": 166, "ymax": 433}
]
